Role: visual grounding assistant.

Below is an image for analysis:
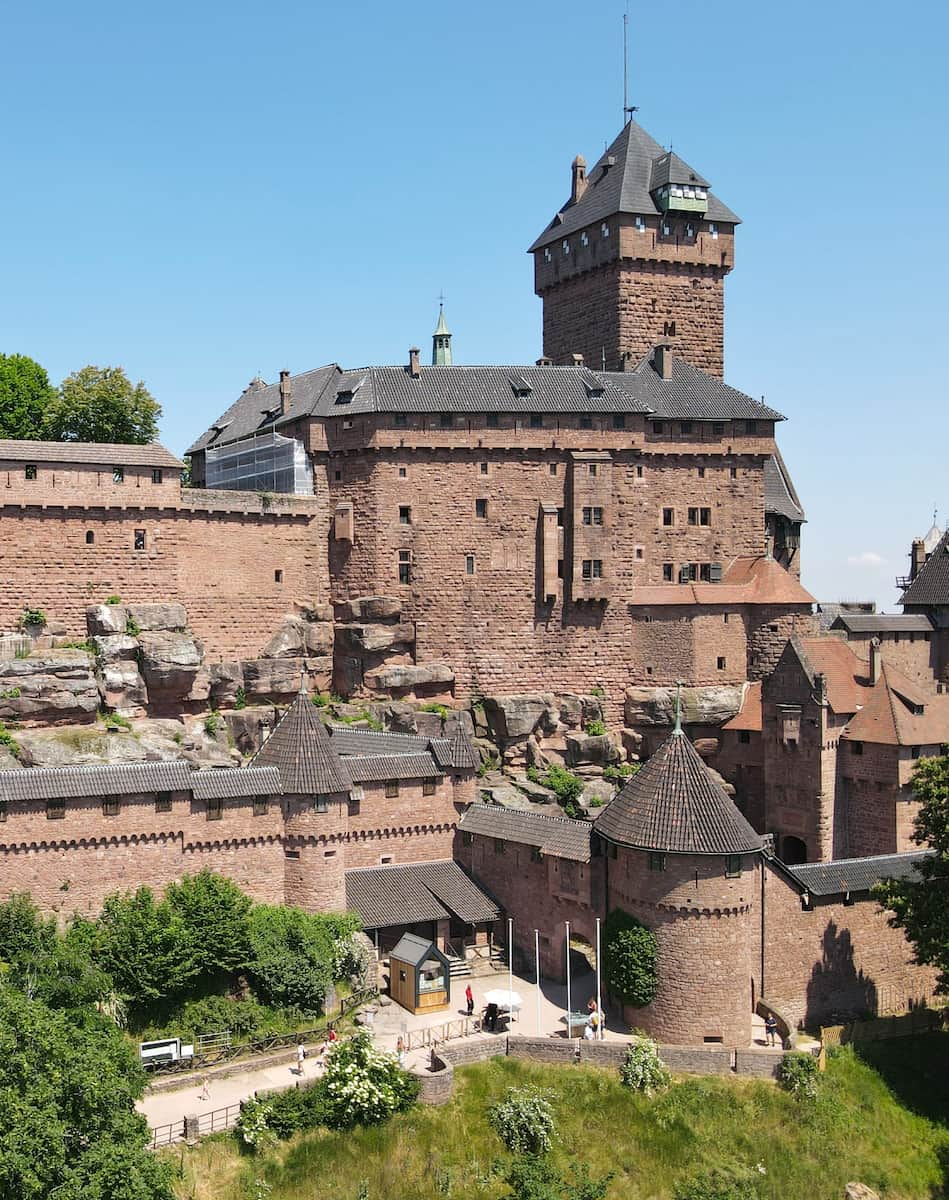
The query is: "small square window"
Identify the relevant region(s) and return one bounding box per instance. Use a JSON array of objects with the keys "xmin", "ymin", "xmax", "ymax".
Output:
[
  {"xmin": 634, "ymin": 215, "xmax": 645, "ymax": 232},
  {"xmin": 700, "ymin": 507, "xmax": 711, "ymax": 525},
  {"xmin": 661, "ymin": 221, "xmax": 672, "ymax": 237},
  {"xmin": 399, "ymin": 505, "xmax": 411, "ymax": 525},
  {"xmin": 348, "ymin": 794, "xmax": 361, "ymax": 815},
  {"xmin": 662, "ymin": 508, "xmax": 674, "ymax": 526},
  {"xmin": 557, "ymin": 508, "xmax": 564, "ymax": 527},
  {"xmin": 636, "ymin": 464, "xmax": 644, "ymax": 478},
  {"xmin": 423, "ymin": 778, "xmax": 437, "ymax": 796},
  {"xmin": 465, "ymin": 554, "xmax": 475, "ymax": 576},
  {"xmin": 580, "ymin": 415, "xmax": 593, "ymax": 431},
  {"xmin": 530, "ymin": 413, "xmax": 543, "ymax": 429},
  {"xmin": 652, "ymin": 422, "xmax": 664, "ymax": 435},
  {"xmin": 439, "ymin": 412, "xmax": 453, "ymax": 428},
  {"xmin": 738, "ymin": 730, "xmax": 751, "ymax": 745},
  {"xmin": 274, "ymin": 569, "xmax": 283, "ymax": 583},
  {"xmin": 708, "ymin": 222, "xmax": 719, "ymax": 239},
  {"xmin": 588, "ymin": 462, "xmax": 597, "ymax": 476},
  {"xmin": 494, "ymin": 838, "xmax": 506, "ymax": 854},
  {"xmin": 393, "ymin": 413, "xmax": 408, "ymax": 428},
  {"xmin": 155, "ymin": 792, "xmax": 172, "ymax": 813},
  {"xmin": 612, "ymin": 413, "xmax": 625, "ymax": 430},
  {"xmin": 253, "ymin": 796, "xmax": 269, "ymax": 816},
  {"xmin": 113, "ymin": 466, "xmax": 124, "ymax": 483},
  {"xmin": 133, "ymin": 529, "xmax": 146, "ymax": 551},
  {"xmin": 562, "ymin": 239, "xmax": 570, "ymax": 256},
  {"xmin": 385, "ymin": 780, "xmax": 399, "ymax": 798},
  {"xmin": 662, "ymin": 563, "xmax": 673, "ymax": 582},
  {"xmin": 680, "ymin": 421, "xmax": 693, "ymax": 435},
  {"xmin": 335, "ymin": 470, "xmax": 342, "ymax": 481},
  {"xmin": 486, "ymin": 413, "xmax": 499, "ymax": 428},
  {"xmin": 911, "ymin": 746, "xmax": 921, "ymax": 760},
  {"xmin": 207, "ymin": 796, "xmax": 223, "ymax": 821},
  {"xmin": 151, "ymin": 468, "xmax": 163, "ymax": 484},
  {"xmin": 480, "ymin": 462, "xmax": 489, "ymax": 475},
  {"xmin": 717, "ymin": 656, "xmax": 726, "ymax": 670},
  {"xmin": 25, "ymin": 464, "xmax": 37, "ymax": 480},
  {"xmin": 688, "ymin": 507, "xmax": 698, "ymax": 525},
  {"xmin": 698, "ymin": 467, "xmax": 706, "ymax": 478},
  {"xmin": 475, "ymin": 498, "xmax": 488, "ymax": 518},
  {"xmin": 47, "ymin": 798, "xmax": 66, "ymax": 820},
  {"xmin": 730, "ymin": 466, "xmax": 738, "ymax": 479},
  {"xmin": 324, "ymin": 849, "xmax": 336, "ymax": 858},
  {"xmin": 0, "ymin": 800, "xmax": 6, "ymax": 823},
  {"xmin": 85, "ymin": 530, "xmax": 95, "ymax": 545},
  {"xmin": 398, "ymin": 467, "xmax": 406, "ymax": 478},
  {"xmin": 581, "ymin": 559, "xmax": 603, "ymax": 580},
  {"xmin": 314, "ymin": 795, "xmax": 329, "ymax": 813},
  {"xmin": 549, "ymin": 463, "xmax": 558, "ymax": 475},
  {"xmin": 648, "ymin": 852, "xmax": 666, "ymax": 871},
  {"xmin": 725, "ymin": 855, "xmax": 742, "ymax": 878},
  {"xmin": 102, "ymin": 798, "xmax": 120, "ymax": 817},
  {"xmin": 699, "ymin": 563, "xmax": 712, "ymax": 582}
]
